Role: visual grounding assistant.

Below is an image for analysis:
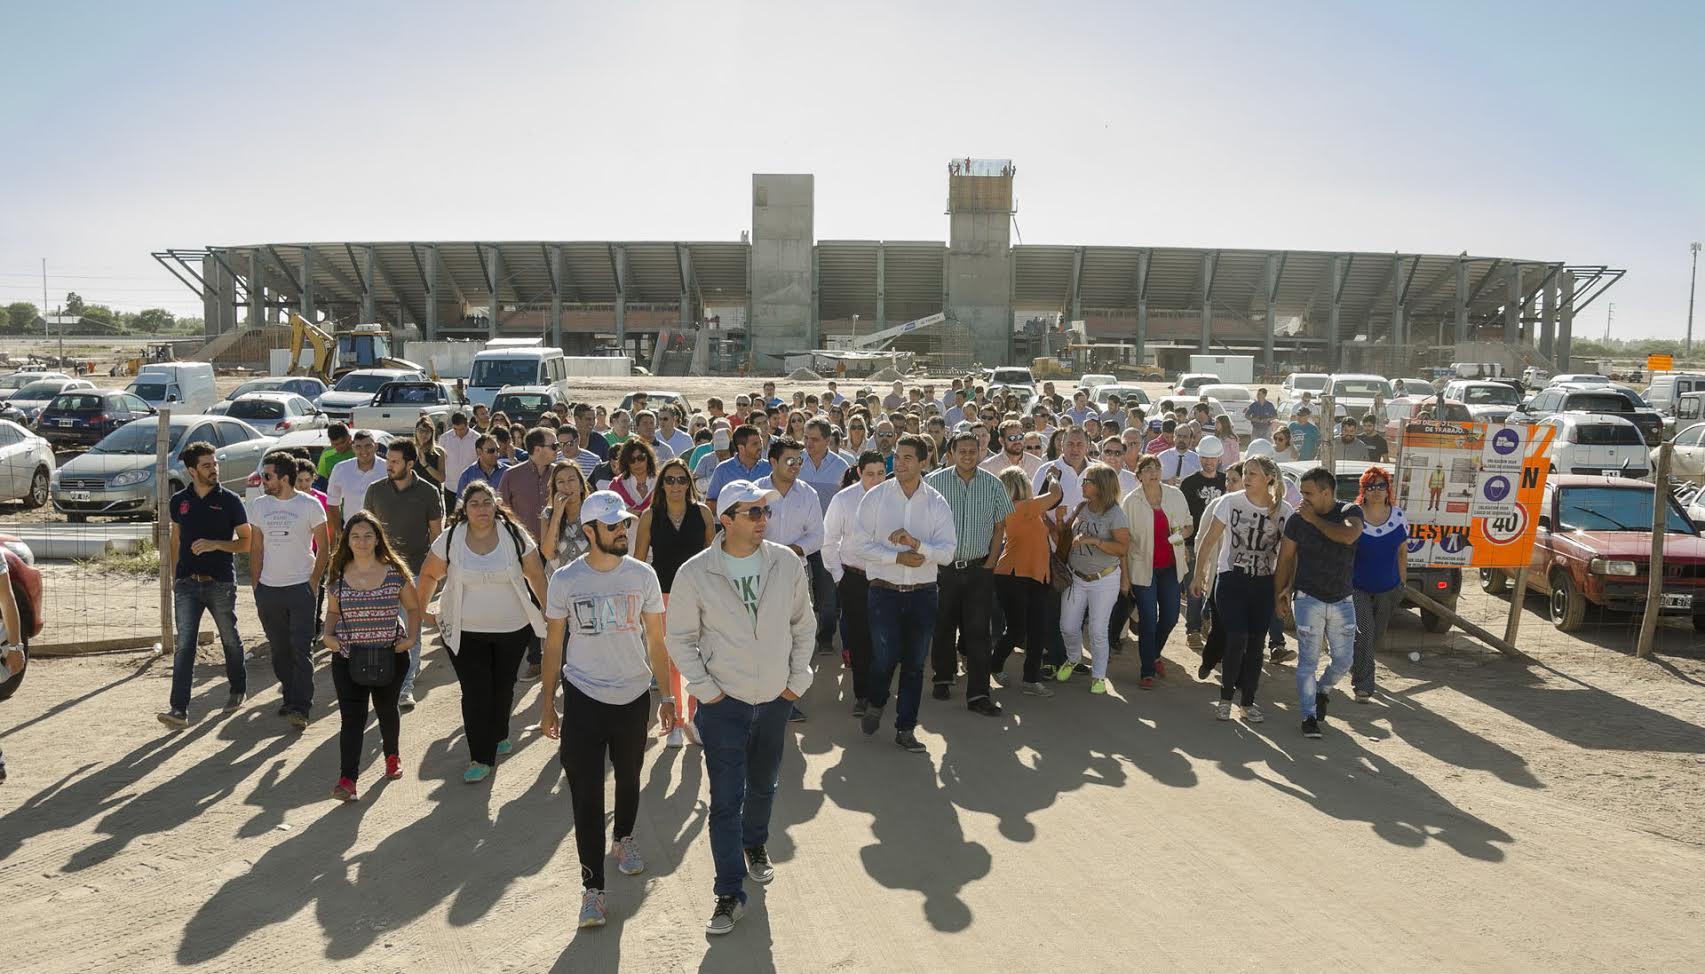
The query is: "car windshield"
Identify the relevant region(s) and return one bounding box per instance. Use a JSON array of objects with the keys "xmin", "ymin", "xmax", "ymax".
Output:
[
  {"xmin": 383, "ymin": 385, "xmax": 438, "ymax": 404},
  {"xmin": 991, "ymin": 370, "xmax": 1030, "ymax": 384},
  {"xmin": 229, "ymin": 379, "xmax": 285, "ymax": 399},
  {"xmin": 50, "ymin": 394, "xmax": 103, "ymax": 411},
  {"xmin": 1572, "ymin": 423, "xmax": 1644, "ymax": 446},
  {"xmin": 496, "ymin": 394, "xmax": 549, "ymax": 413},
  {"xmin": 1618, "ymin": 387, "xmax": 1650, "ymax": 407},
  {"xmin": 1329, "ymin": 378, "xmax": 1392, "ymax": 399},
  {"xmin": 131, "ymin": 382, "xmax": 167, "ymax": 400},
  {"xmin": 16, "ymin": 382, "xmax": 67, "ymax": 399},
  {"xmin": 1293, "ymin": 376, "xmax": 1329, "ymax": 392},
  {"xmin": 1203, "ymin": 386, "xmax": 1249, "ymax": 401},
  {"xmin": 1558, "ymin": 486, "xmax": 1694, "ymax": 534},
  {"xmin": 228, "ymin": 399, "xmax": 286, "ymax": 420},
  {"xmin": 470, "ymin": 360, "xmax": 538, "ymax": 388},
  {"xmin": 1463, "ymin": 385, "xmax": 1519, "ymax": 404},
  {"xmin": 92, "ymin": 422, "xmax": 187, "ymax": 455},
  {"xmin": 333, "ymin": 373, "xmax": 399, "ymax": 394},
  {"xmin": 1565, "ymin": 394, "xmax": 1629, "ymax": 413}
]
